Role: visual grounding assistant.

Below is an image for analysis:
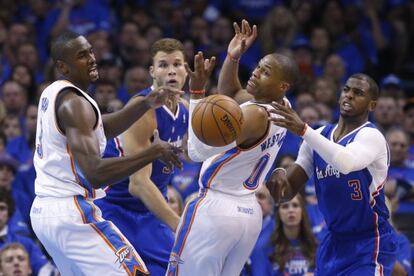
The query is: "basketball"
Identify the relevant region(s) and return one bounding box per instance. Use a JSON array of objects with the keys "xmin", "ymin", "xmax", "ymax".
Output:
[{"xmin": 191, "ymin": 95, "xmax": 244, "ymax": 147}]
